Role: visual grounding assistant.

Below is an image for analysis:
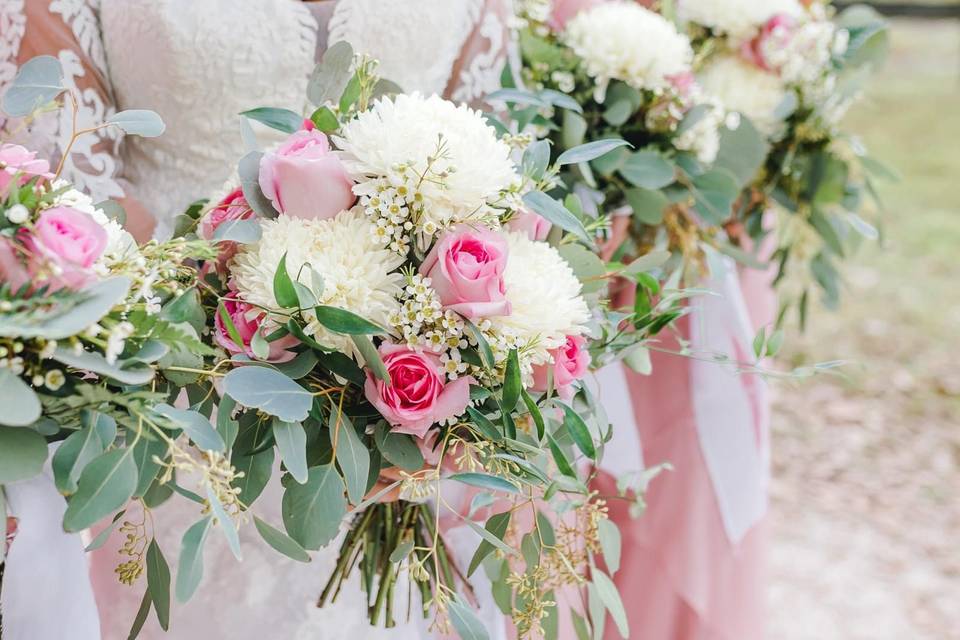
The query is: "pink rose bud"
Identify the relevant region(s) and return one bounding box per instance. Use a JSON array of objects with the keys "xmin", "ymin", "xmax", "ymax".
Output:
[
  {"xmin": 742, "ymin": 14, "xmax": 797, "ymax": 72},
  {"xmin": 550, "ymin": 0, "xmax": 602, "ymax": 31},
  {"xmin": 420, "ymin": 226, "xmax": 512, "ymax": 320},
  {"xmin": 506, "ymin": 209, "xmax": 552, "ymax": 241},
  {"xmin": 258, "ymin": 129, "xmax": 355, "ymax": 220},
  {"xmin": 364, "ymin": 343, "xmax": 474, "ymax": 439},
  {"xmin": 0, "ymin": 144, "xmax": 53, "ymax": 196},
  {"xmin": 214, "ymin": 296, "xmax": 298, "ymax": 362},
  {"xmin": 531, "ymin": 335, "xmax": 590, "ymax": 399}
]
